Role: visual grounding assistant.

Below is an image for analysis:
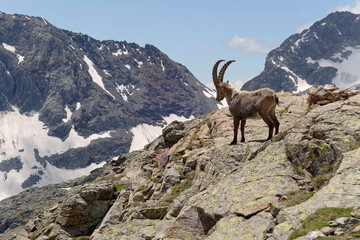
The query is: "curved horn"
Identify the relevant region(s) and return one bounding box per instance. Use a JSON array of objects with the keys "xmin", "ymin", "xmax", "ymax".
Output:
[
  {"xmin": 212, "ymin": 59, "xmax": 225, "ymax": 87},
  {"xmin": 219, "ymin": 60, "xmax": 235, "ymax": 83}
]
